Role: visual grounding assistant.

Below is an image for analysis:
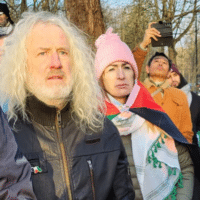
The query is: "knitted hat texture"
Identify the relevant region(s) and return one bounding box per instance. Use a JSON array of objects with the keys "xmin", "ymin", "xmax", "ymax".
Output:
[
  {"xmin": 94, "ymin": 27, "xmax": 138, "ymax": 79},
  {"xmin": 171, "ymin": 63, "xmax": 180, "ymax": 75}
]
